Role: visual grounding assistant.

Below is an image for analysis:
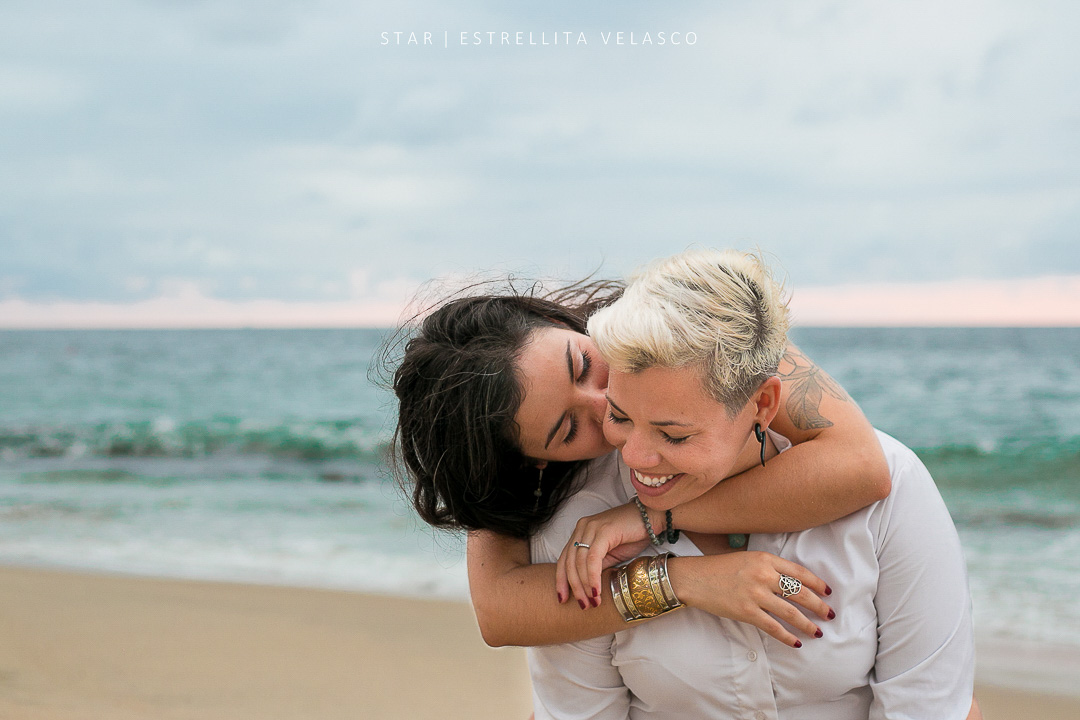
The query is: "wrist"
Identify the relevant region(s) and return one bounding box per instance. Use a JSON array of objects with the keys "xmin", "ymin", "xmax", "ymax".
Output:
[
  {"xmin": 665, "ymin": 556, "xmax": 700, "ymax": 608},
  {"xmin": 650, "ymin": 506, "xmax": 666, "ymax": 536},
  {"xmin": 632, "ymin": 497, "xmax": 664, "ymax": 546}
]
